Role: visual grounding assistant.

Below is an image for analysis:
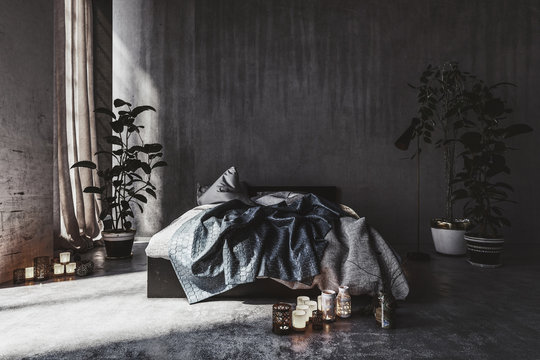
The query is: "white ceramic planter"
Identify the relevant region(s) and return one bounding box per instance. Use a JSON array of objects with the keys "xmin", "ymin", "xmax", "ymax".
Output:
[{"xmin": 430, "ymin": 218, "xmax": 470, "ymax": 256}]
